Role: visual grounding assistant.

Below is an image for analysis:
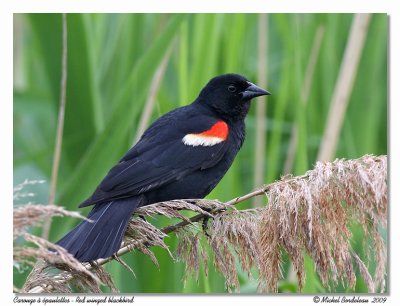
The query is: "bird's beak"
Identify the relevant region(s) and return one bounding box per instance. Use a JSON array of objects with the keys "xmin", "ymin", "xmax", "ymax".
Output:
[{"xmin": 242, "ymin": 82, "xmax": 271, "ymax": 100}]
